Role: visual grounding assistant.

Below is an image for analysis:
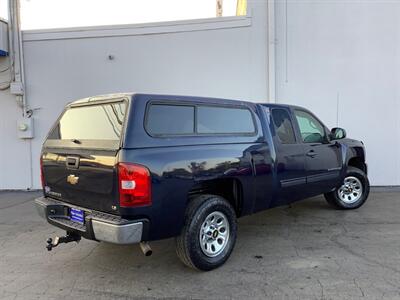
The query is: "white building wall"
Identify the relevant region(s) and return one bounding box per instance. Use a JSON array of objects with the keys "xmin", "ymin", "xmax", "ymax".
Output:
[
  {"xmin": 275, "ymin": 0, "xmax": 400, "ymax": 186},
  {"xmin": 0, "ymin": 0, "xmax": 399, "ymax": 189},
  {"xmin": 0, "ymin": 56, "xmax": 32, "ymax": 189},
  {"xmin": 0, "ymin": 1, "xmax": 269, "ymax": 189},
  {"xmin": 0, "ymin": 93, "xmax": 32, "ymax": 189}
]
